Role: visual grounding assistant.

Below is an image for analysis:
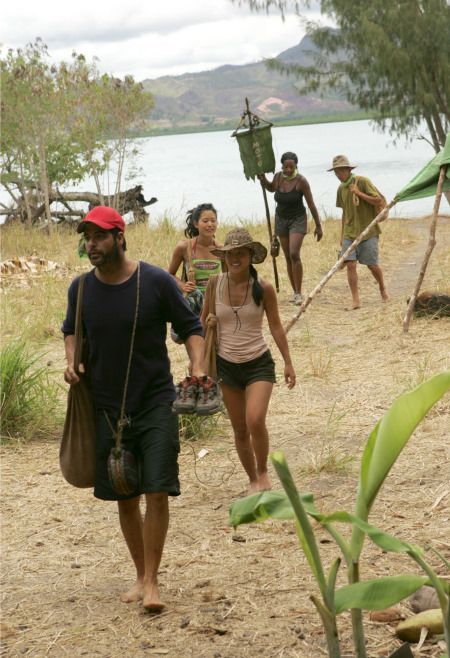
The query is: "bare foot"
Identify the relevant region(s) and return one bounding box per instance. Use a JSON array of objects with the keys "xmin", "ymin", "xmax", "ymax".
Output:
[
  {"xmin": 257, "ymin": 472, "xmax": 272, "ymax": 492},
  {"xmin": 247, "ymin": 481, "xmax": 259, "ymax": 496},
  {"xmin": 345, "ymin": 302, "xmax": 361, "ymax": 311},
  {"xmin": 142, "ymin": 581, "xmax": 166, "ymax": 612},
  {"xmin": 381, "ymin": 291, "xmax": 391, "ymax": 303},
  {"xmin": 120, "ymin": 579, "xmax": 144, "ymax": 603}
]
